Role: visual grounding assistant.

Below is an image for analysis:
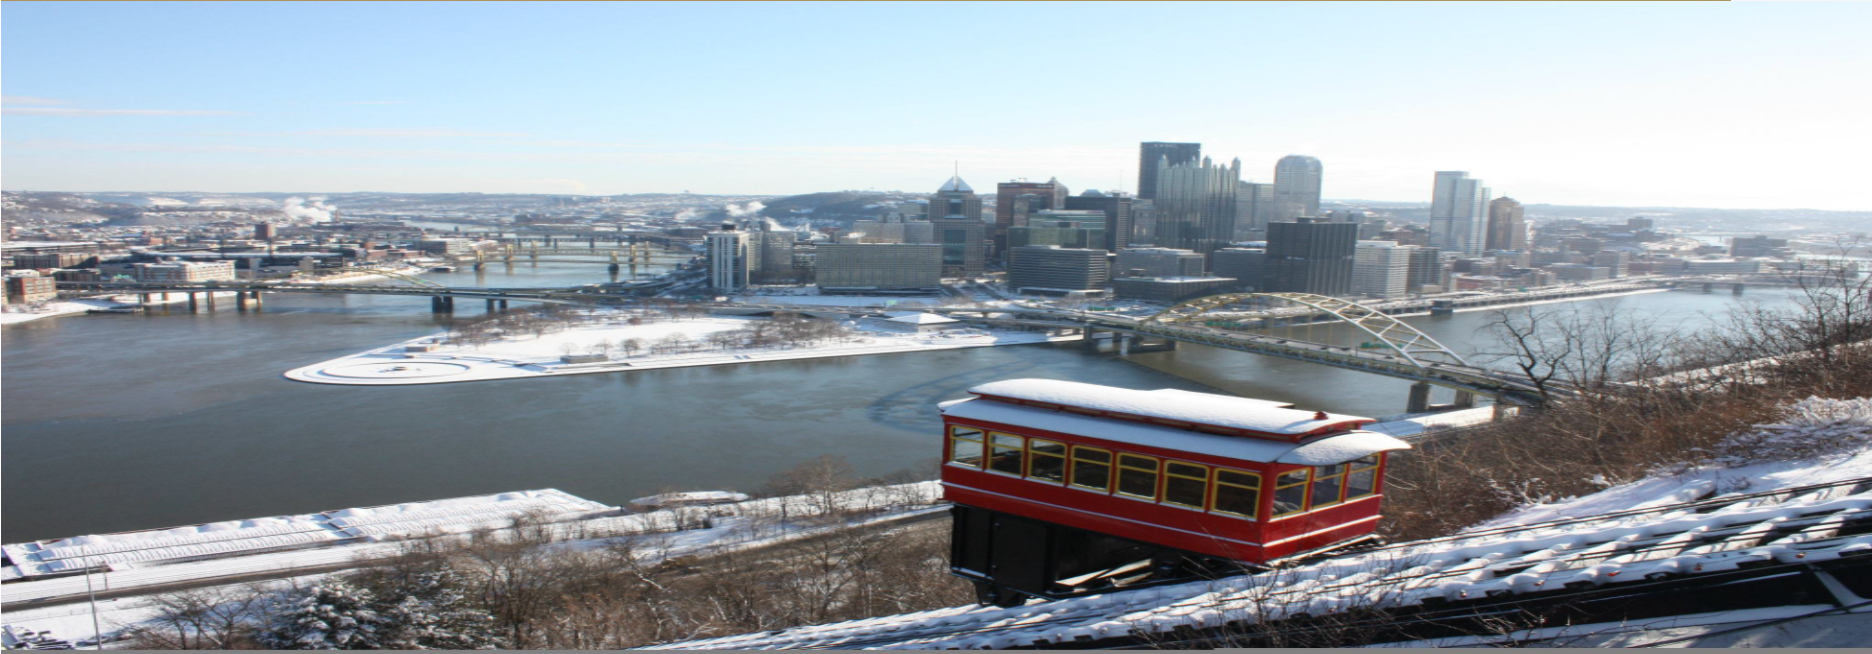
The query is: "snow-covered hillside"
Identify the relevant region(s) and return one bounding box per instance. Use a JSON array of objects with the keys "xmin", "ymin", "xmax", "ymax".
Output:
[{"xmin": 659, "ymin": 397, "xmax": 1872, "ymax": 650}]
